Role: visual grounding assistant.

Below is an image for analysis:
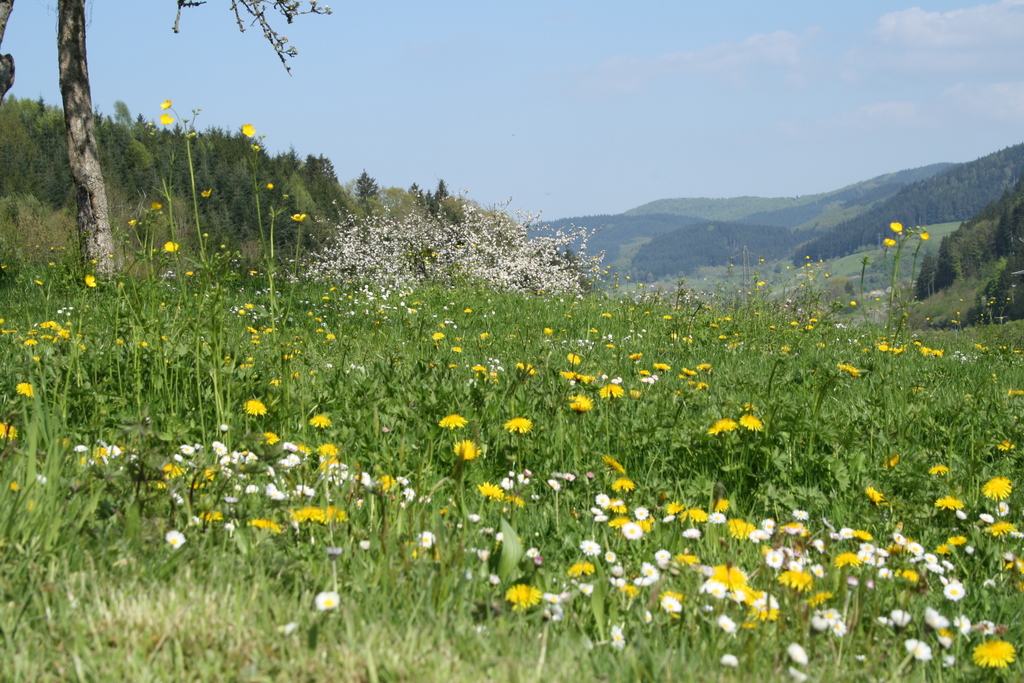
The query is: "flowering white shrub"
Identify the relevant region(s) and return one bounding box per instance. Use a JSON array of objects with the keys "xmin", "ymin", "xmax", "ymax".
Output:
[{"xmin": 310, "ymin": 203, "xmax": 603, "ymax": 294}]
